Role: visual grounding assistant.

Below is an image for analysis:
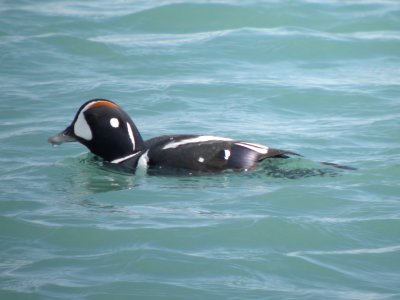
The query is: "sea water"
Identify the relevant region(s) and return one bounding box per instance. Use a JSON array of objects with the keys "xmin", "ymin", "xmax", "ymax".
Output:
[{"xmin": 1, "ymin": 1, "xmax": 399, "ymax": 299}]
